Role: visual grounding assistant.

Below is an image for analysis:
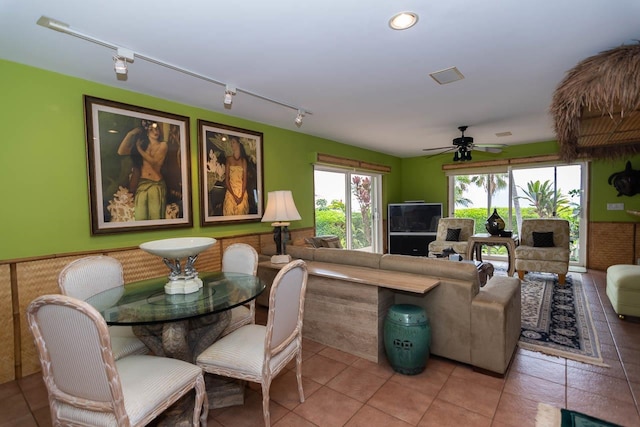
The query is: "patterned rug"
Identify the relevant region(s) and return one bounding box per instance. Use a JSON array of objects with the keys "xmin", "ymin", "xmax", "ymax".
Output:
[{"xmin": 518, "ymin": 272, "xmax": 606, "ymax": 366}]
